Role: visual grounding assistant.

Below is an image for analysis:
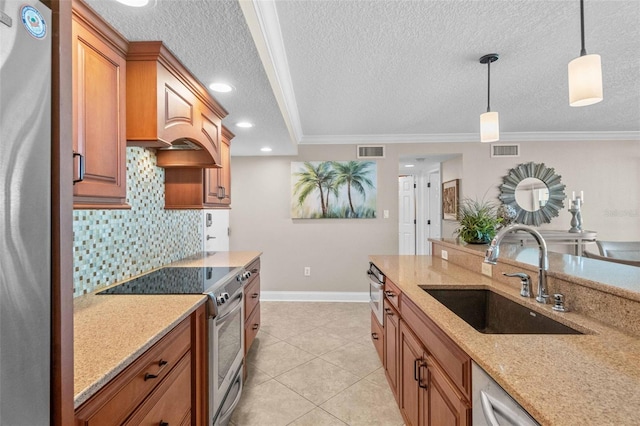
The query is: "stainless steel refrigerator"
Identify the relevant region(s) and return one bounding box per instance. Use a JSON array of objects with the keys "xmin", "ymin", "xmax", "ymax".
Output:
[{"xmin": 1, "ymin": 0, "xmax": 52, "ymax": 424}]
